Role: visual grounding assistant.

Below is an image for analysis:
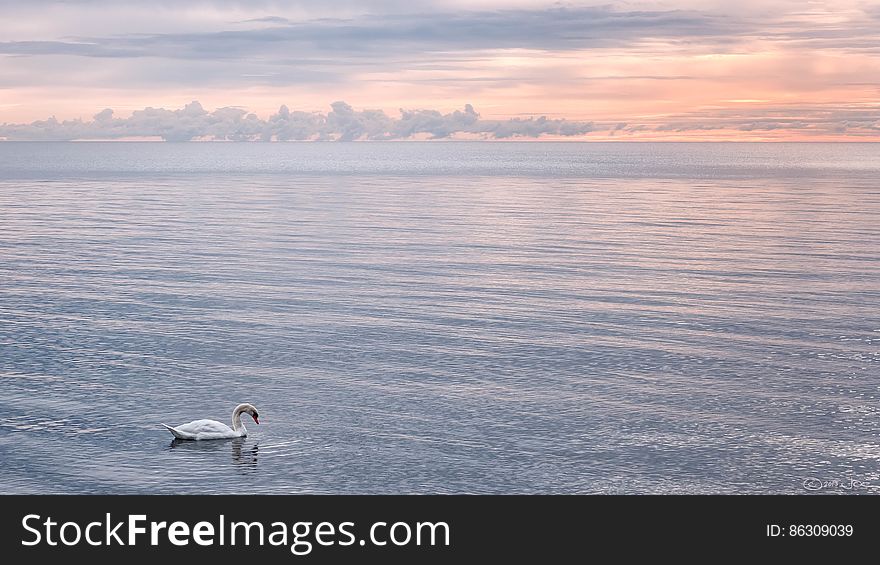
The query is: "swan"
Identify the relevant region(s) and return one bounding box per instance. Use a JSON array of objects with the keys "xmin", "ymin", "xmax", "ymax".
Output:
[{"xmin": 162, "ymin": 403, "xmax": 260, "ymax": 440}]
